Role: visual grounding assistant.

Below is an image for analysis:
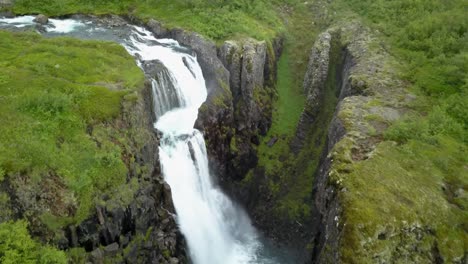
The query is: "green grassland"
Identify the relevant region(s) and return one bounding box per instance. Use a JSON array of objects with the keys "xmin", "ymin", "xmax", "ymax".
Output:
[{"xmin": 0, "ymin": 30, "xmax": 145, "ymax": 262}]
